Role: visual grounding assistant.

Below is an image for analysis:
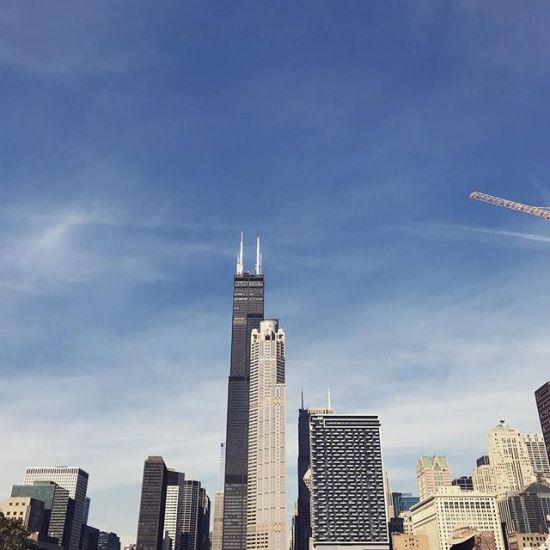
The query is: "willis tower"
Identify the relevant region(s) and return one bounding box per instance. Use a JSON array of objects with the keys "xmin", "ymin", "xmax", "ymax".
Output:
[{"xmin": 222, "ymin": 234, "xmax": 264, "ymax": 550}]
